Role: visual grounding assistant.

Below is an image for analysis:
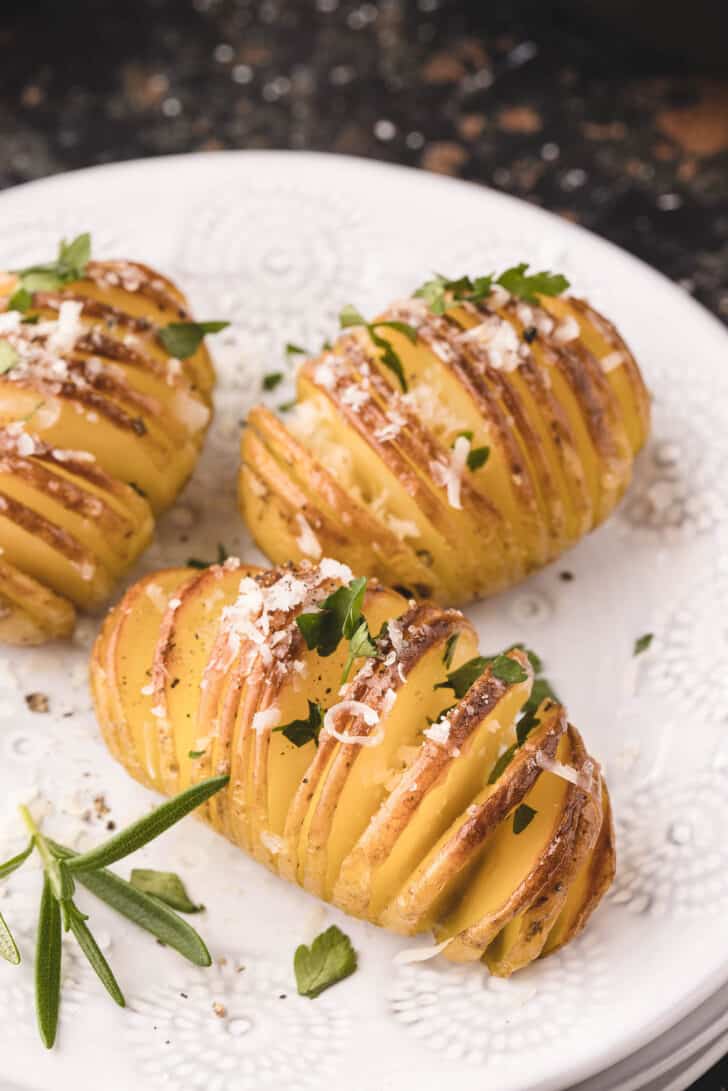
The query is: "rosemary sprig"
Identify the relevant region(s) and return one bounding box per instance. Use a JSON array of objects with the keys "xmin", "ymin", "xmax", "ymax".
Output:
[{"xmin": 1, "ymin": 775, "xmax": 228, "ymax": 1049}]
